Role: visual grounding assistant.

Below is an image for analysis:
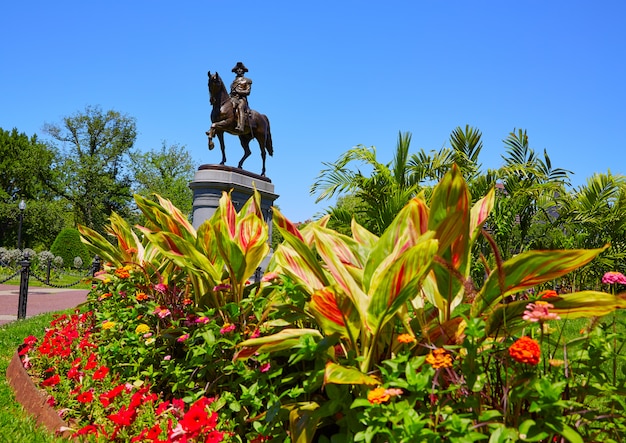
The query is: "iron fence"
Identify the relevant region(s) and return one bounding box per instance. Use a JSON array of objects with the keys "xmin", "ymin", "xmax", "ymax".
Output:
[{"xmin": 4, "ymin": 254, "xmax": 102, "ymax": 320}]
